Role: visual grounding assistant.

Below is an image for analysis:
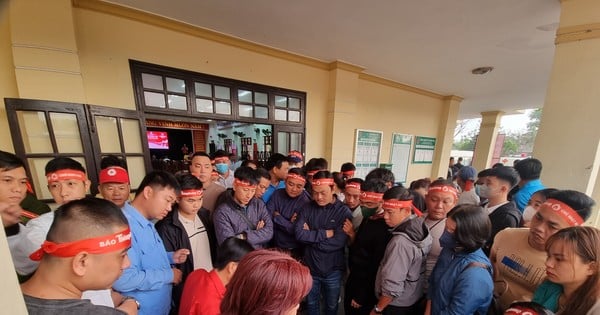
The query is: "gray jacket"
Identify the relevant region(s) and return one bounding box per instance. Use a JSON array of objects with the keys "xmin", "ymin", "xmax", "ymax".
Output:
[
  {"xmin": 375, "ymin": 215, "xmax": 432, "ymax": 307},
  {"xmin": 213, "ymin": 190, "xmax": 273, "ymax": 248}
]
